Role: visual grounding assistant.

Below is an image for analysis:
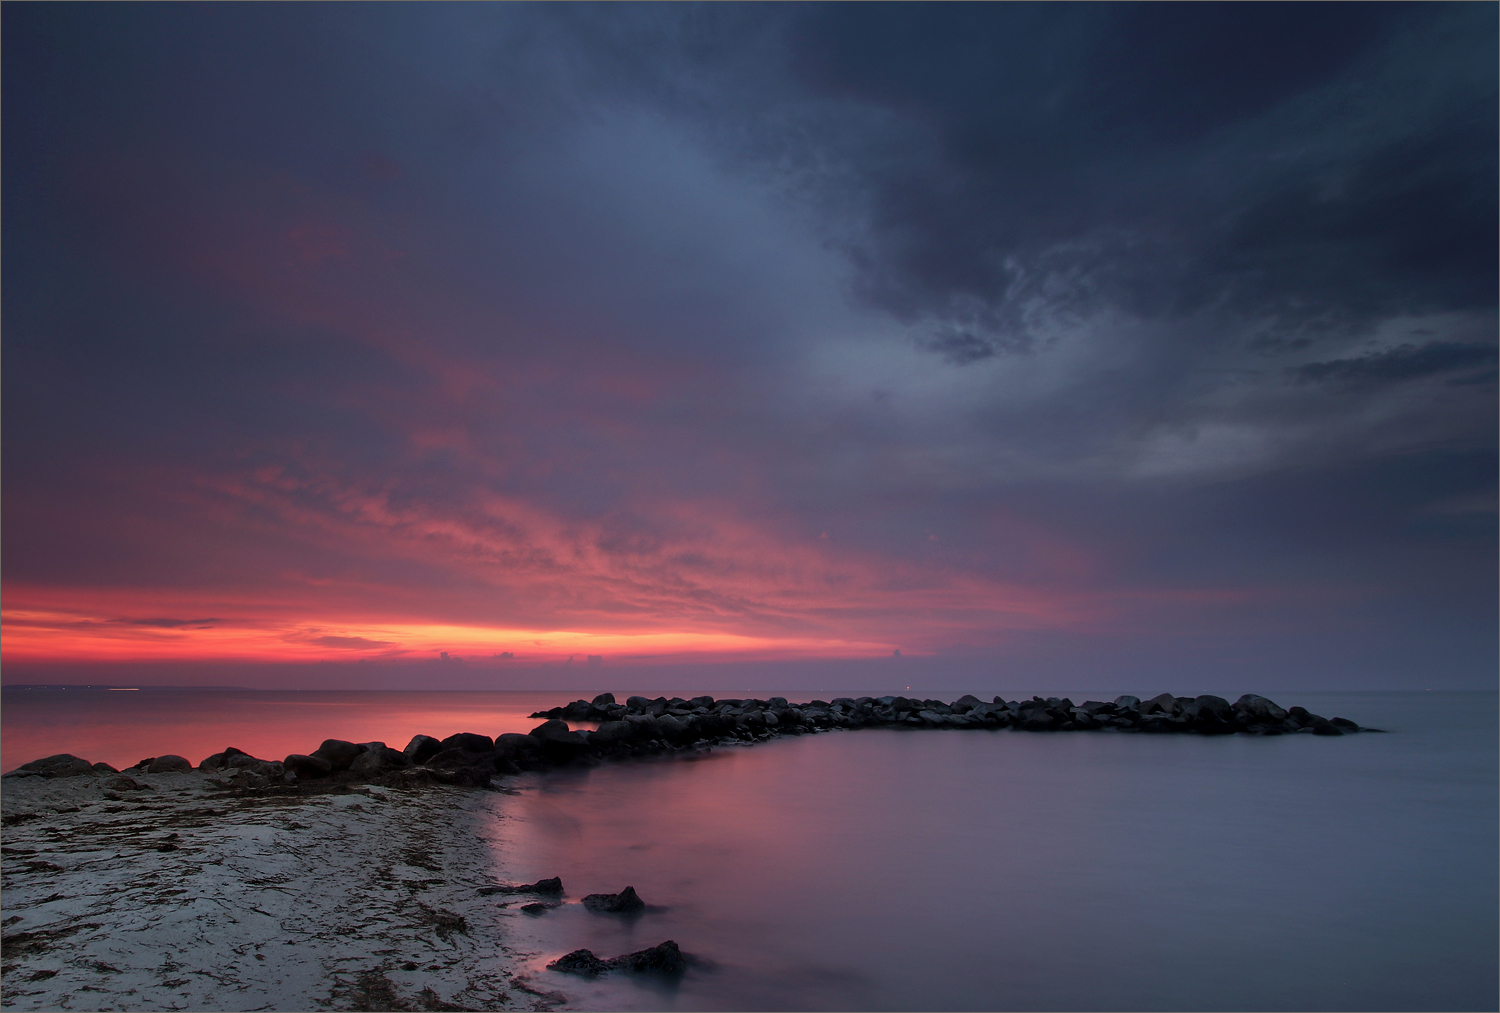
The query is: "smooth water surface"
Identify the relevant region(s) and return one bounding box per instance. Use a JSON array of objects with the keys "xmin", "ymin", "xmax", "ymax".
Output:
[
  {"xmin": 484, "ymin": 692, "xmax": 1497, "ymax": 1011},
  {"xmin": 4, "ymin": 688, "xmax": 1494, "ymax": 1010},
  {"xmin": 0, "ymin": 688, "xmax": 572, "ymax": 772}
]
